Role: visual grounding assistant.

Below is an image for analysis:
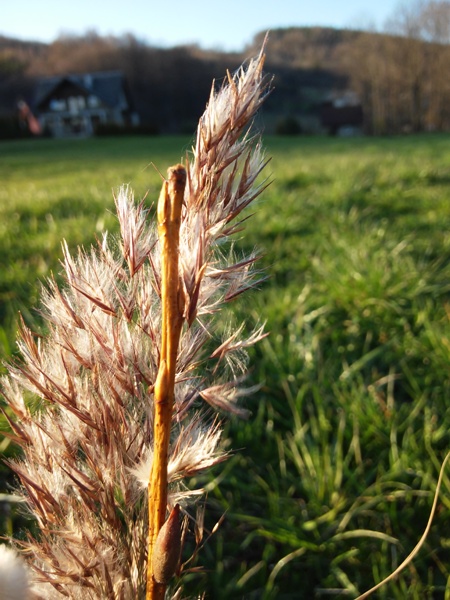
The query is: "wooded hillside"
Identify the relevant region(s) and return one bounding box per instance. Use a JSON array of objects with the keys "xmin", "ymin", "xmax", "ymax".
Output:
[
  {"xmin": 3, "ymin": 0, "xmax": 450, "ymax": 136},
  {"xmin": 0, "ymin": 29, "xmax": 352, "ymax": 135}
]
